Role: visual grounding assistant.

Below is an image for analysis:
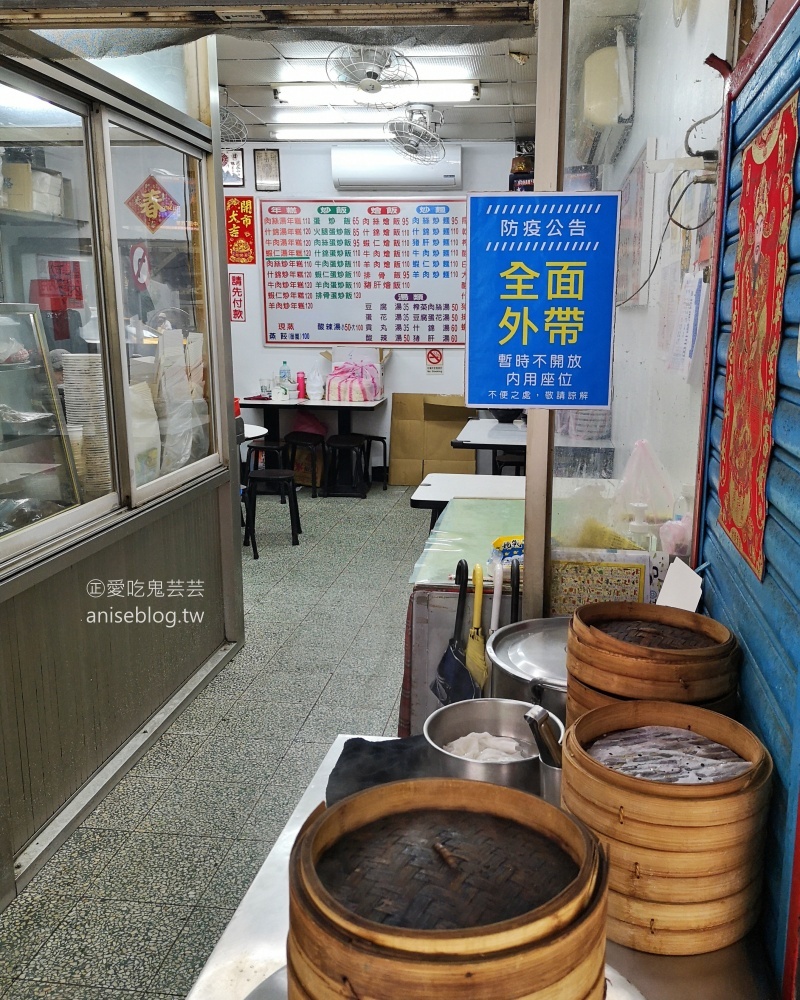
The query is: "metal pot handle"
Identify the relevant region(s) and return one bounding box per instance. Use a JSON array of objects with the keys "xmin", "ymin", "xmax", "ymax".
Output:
[{"xmin": 529, "ymin": 681, "xmax": 545, "ymax": 706}]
